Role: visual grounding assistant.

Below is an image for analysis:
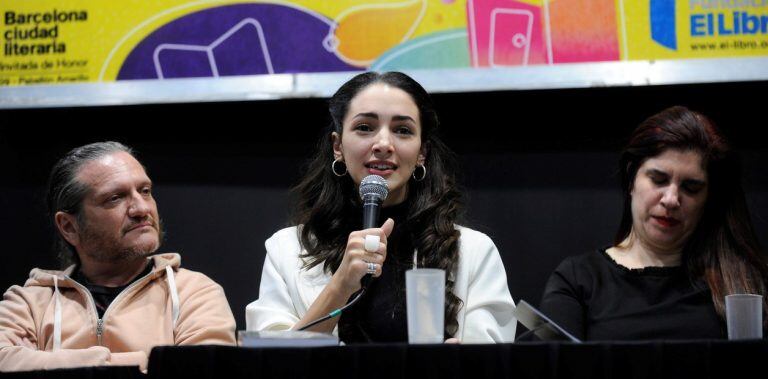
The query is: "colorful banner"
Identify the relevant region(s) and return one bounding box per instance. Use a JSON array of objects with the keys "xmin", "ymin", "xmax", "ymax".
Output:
[{"xmin": 1, "ymin": 0, "xmax": 767, "ymax": 87}]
